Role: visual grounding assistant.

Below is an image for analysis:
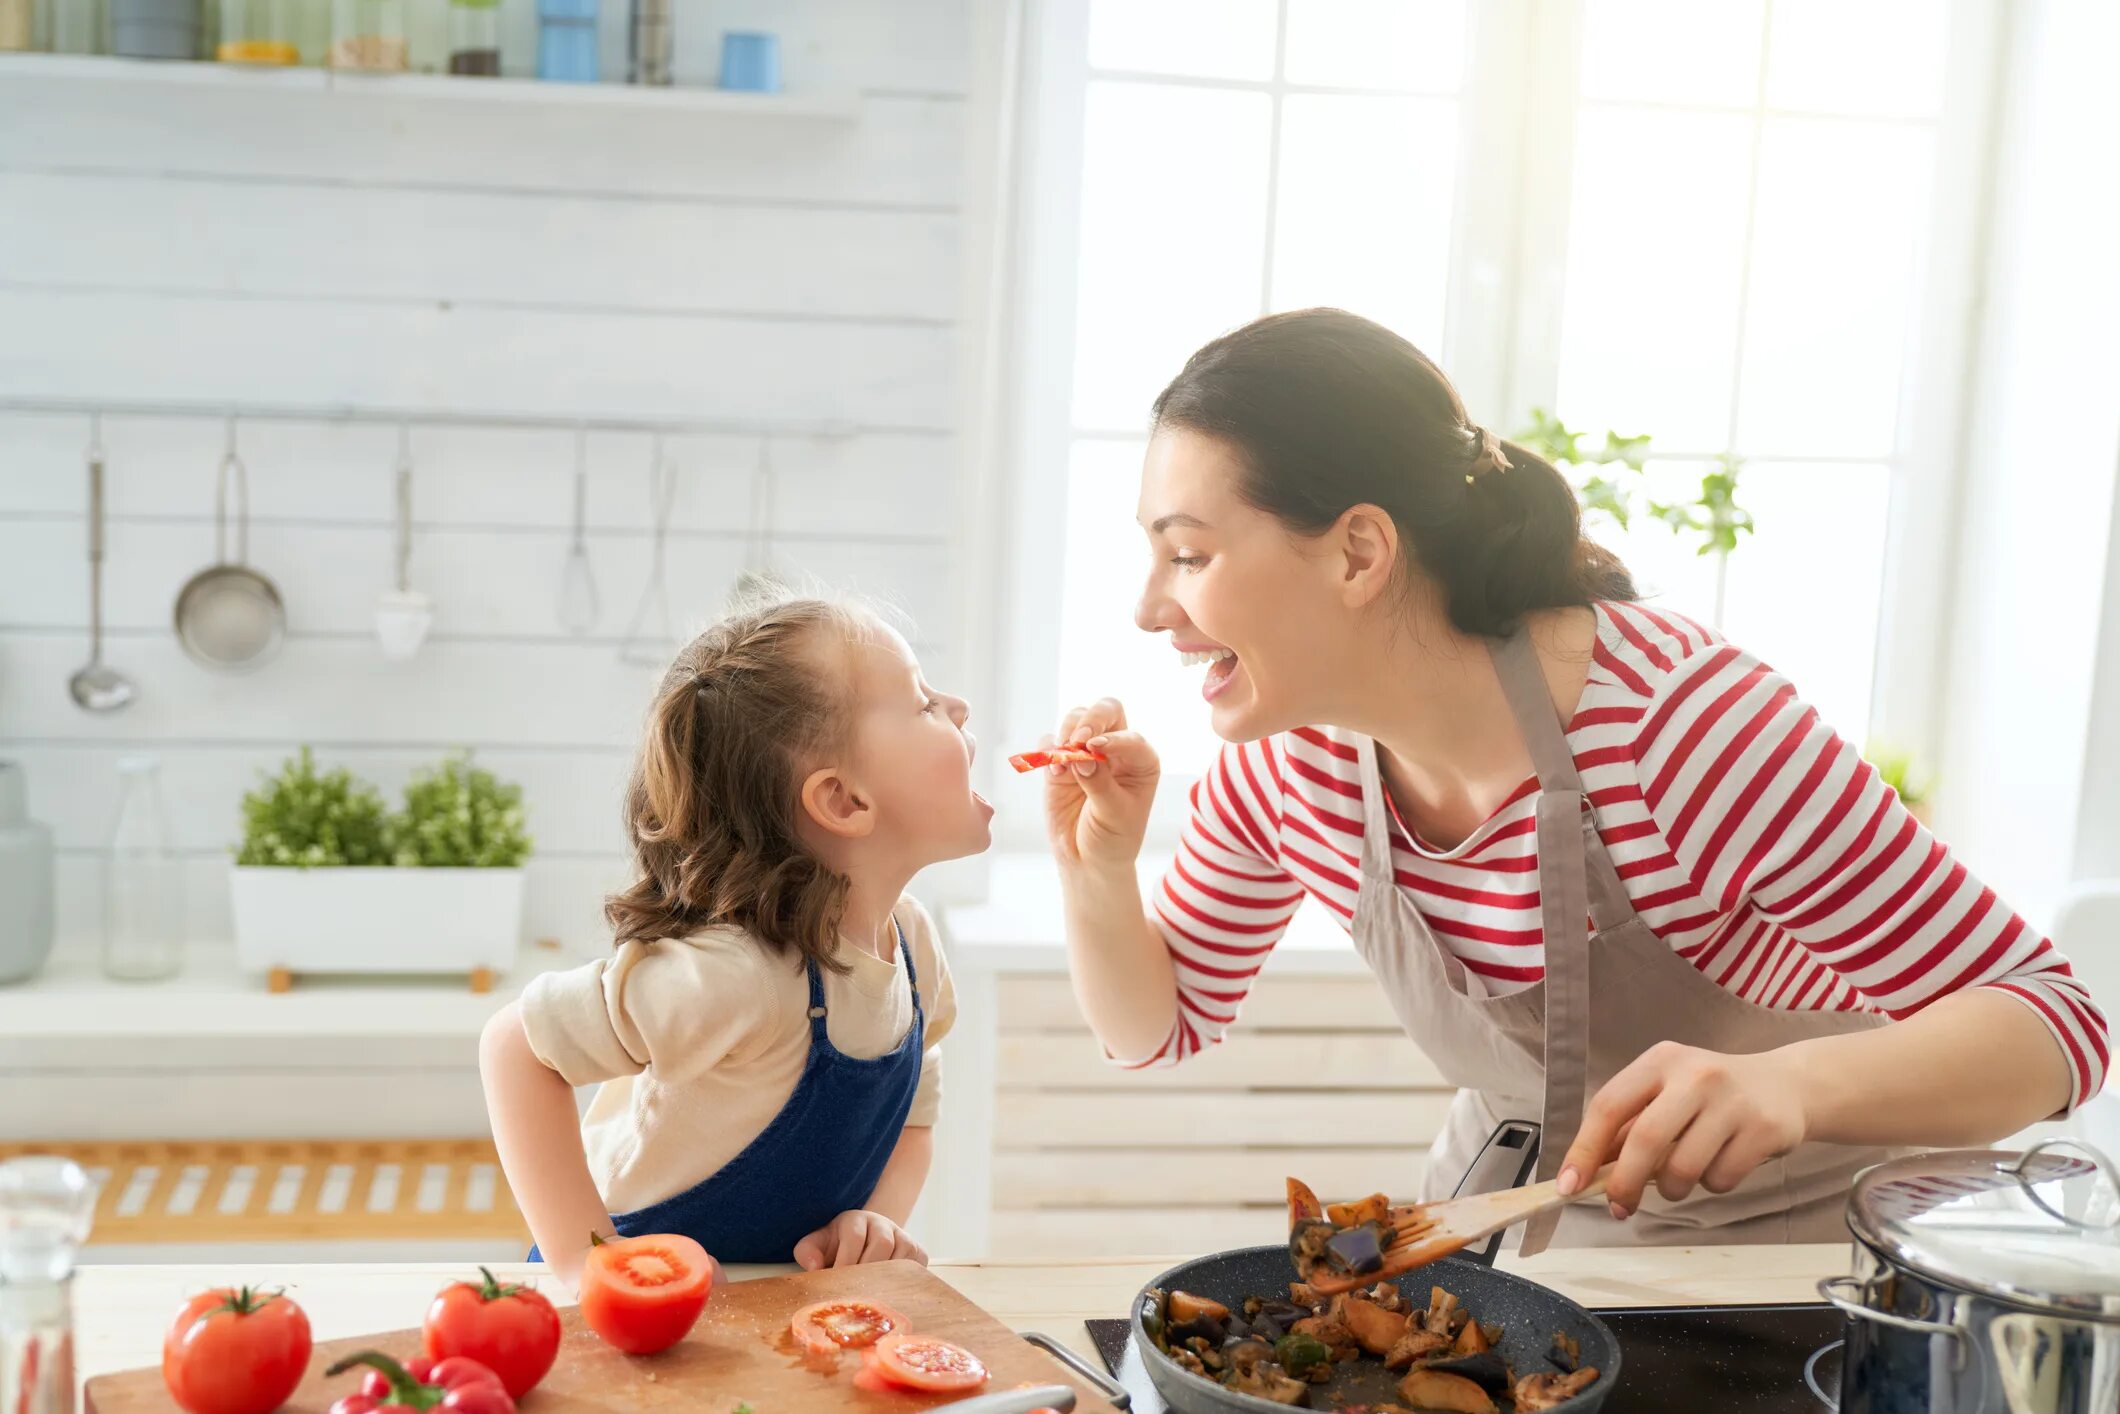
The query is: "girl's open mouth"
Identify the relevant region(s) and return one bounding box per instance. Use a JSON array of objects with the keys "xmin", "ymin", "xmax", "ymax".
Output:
[{"xmin": 1180, "ymin": 645, "xmax": 1241, "ymax": 702}]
